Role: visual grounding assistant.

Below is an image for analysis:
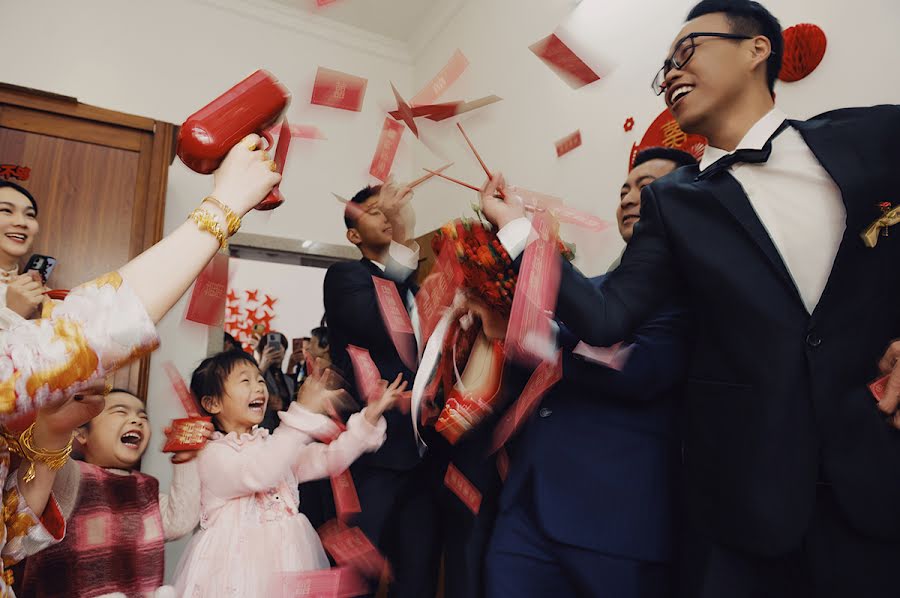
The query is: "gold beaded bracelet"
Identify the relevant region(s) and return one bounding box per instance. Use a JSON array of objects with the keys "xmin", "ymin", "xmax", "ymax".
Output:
[
  {"xmin": 202, "ymin": 196, "xmax": 242, "ymax": 237},
  {"xmin": 188, "ymin": 208, "xmax": 228, "ymax": 250},
  {"xmin": 16, "ymin": 423, "xmax": 73, "ymax": 484}
]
